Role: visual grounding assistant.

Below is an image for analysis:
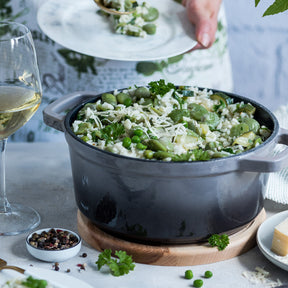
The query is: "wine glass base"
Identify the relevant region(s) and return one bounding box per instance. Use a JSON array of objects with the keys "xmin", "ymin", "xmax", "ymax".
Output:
[{"xmin": 0, "ymin": 203, "xmax": 40, "ymax": 236}]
